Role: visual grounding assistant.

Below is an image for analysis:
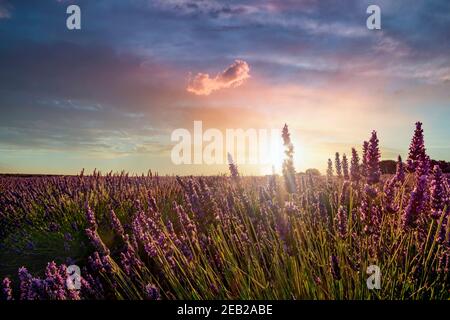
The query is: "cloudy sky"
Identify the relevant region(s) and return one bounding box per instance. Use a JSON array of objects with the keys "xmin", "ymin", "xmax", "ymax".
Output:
[{"xmin": 0, "ymin": 0, "xmax": 449, "ymax": 175}]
